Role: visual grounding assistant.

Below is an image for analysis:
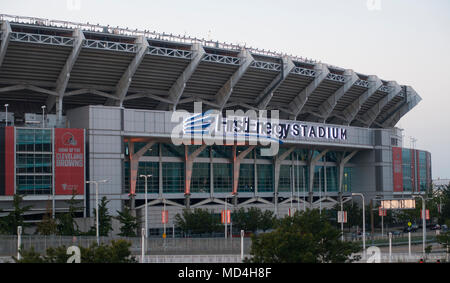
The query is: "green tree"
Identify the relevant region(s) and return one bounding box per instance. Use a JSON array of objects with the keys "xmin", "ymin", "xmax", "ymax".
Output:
[
  {"xmin": 175, "ymin": 208, "xmax": 221, "ymax": 236},
  {"xmin": 14, "ymin": 240, "xmax": 136, "ymax": 263},
  {"xmin": 437, "ymin": 231, "xmax": 450, "ymax": 256},
  {"xmin": 0, "ymin": 194, "xmax": 33, "ymax": 235},
  {"xmin": 57, "ymin": 191, "xmax": 82, "ymax": 236},
  {"xmin": 247, "ymin": 209, "xmax": 362, "ymax": 263},
  {"xmin": 259, "ymin": 209, "xmax": 276, "ymax": 232},
  {"xmin": 437, "ymin": 185, "xmax": 450, "ymax": 224},
  {"xmin": 232, "ymin": 207, "xmax": 260, "ymax": 233},
  {"xmin": 115, "ymin": 206, "xmax": 139, "ymax": 237},
  {"xmin": 232, "ymin": 207, "xmax": 275, "ymax": 234},
  {"xmin": 36, "ymin": 202, "xmax": 57, "ymax": 235},
  {"xmin": 87, "ymin": 197, "xmax": 113, "ymax": 237}
]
